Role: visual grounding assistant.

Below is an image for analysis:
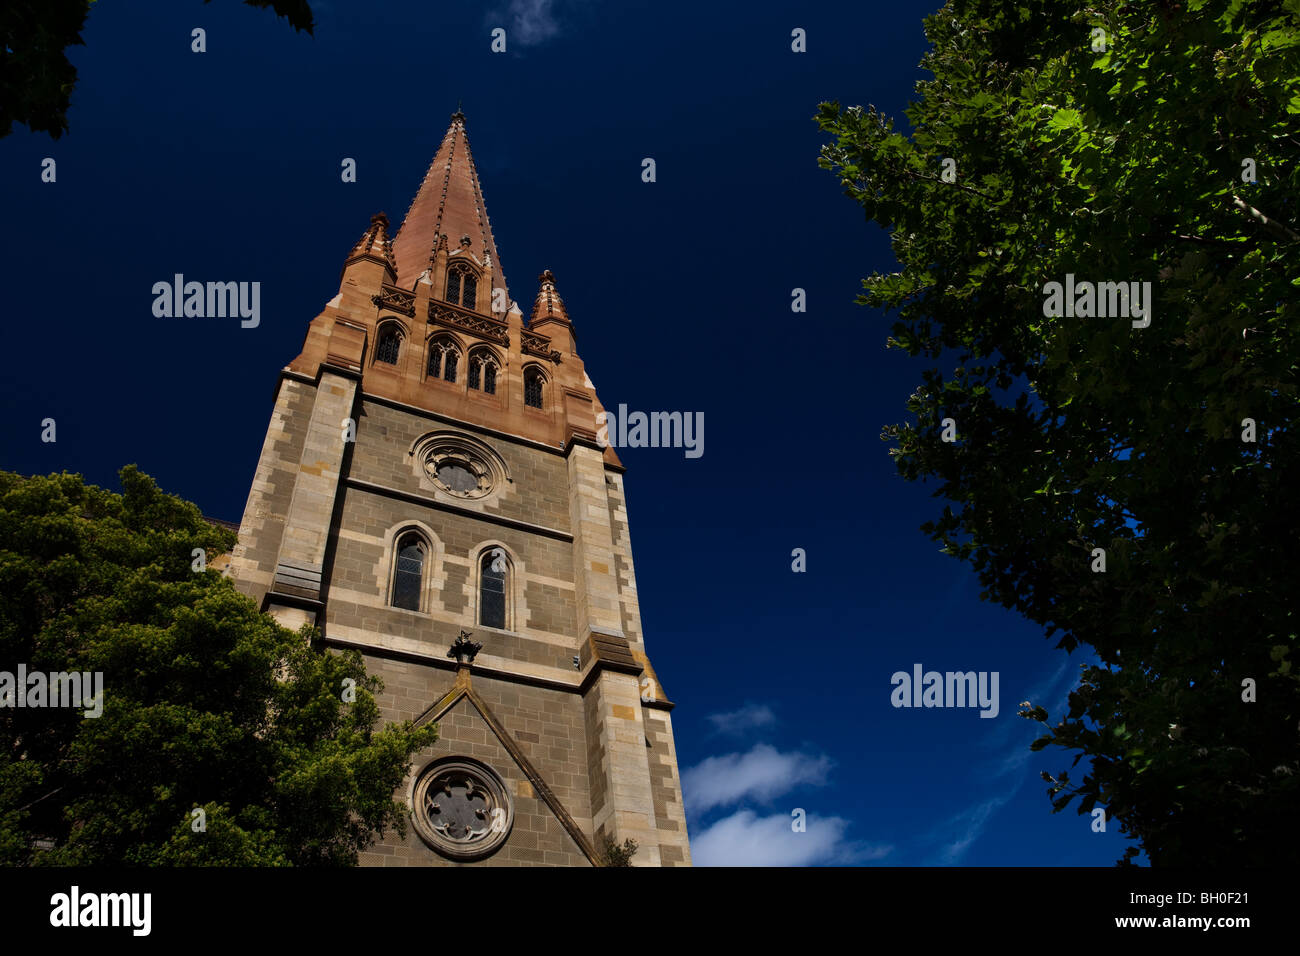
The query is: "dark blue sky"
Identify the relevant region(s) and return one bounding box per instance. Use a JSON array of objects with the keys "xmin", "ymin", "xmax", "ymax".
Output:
[{"xmin": 0, "ymin": 0, "xmax": 1134, "ymax": 864}]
